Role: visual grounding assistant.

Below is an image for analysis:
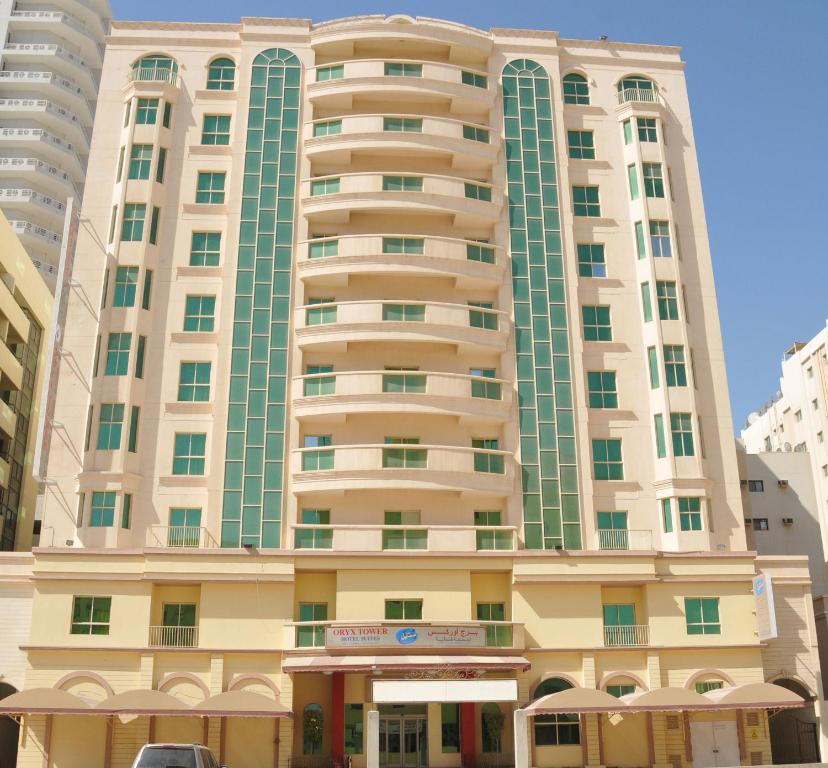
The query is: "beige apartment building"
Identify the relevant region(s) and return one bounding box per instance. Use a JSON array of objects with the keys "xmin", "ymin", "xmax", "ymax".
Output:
[{"xmin": 1, "ymin": 14, "xmax": 823, "ymax": 768}]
